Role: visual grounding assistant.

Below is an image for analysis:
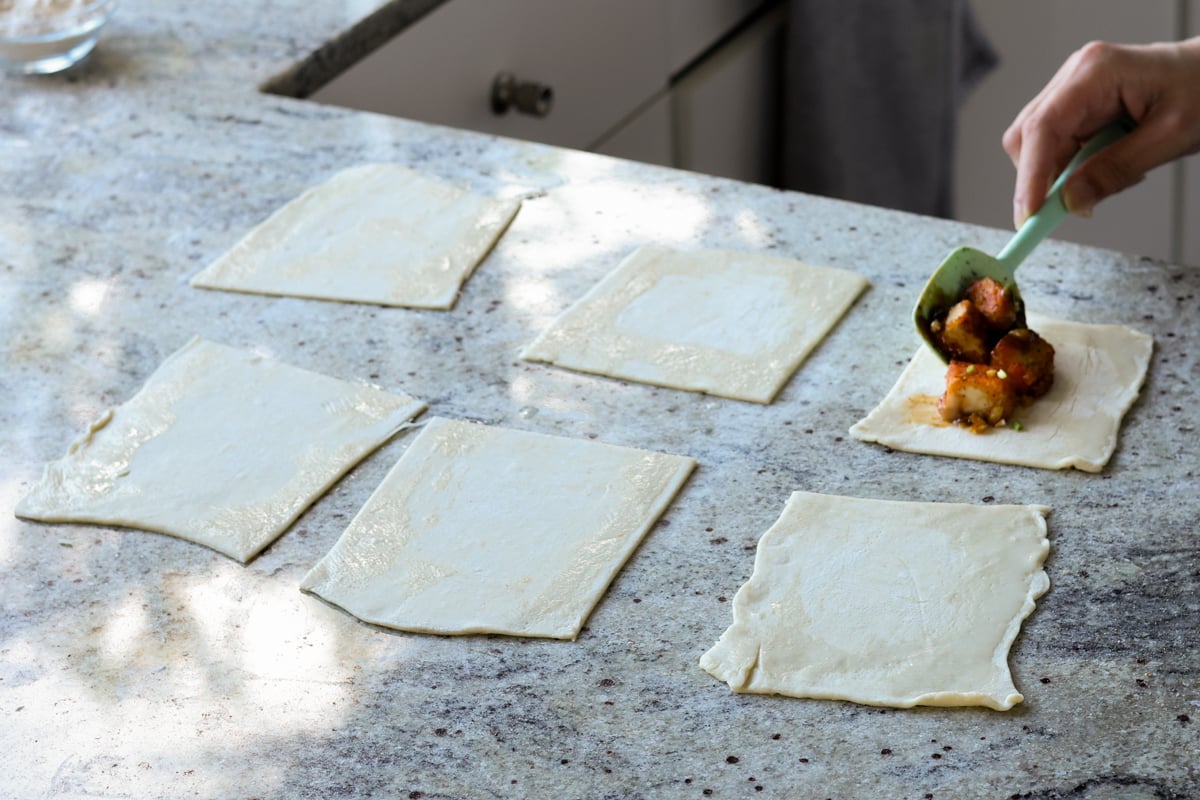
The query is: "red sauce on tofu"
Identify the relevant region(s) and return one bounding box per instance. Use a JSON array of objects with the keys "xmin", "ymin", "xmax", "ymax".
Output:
[
  {"xmin": 991, "ymin": 328, "xmax": 1055, "ymax": 398},
  {"xmin": 930, "ymin": 277, "xmax": 1055, "ymax": 430}
]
